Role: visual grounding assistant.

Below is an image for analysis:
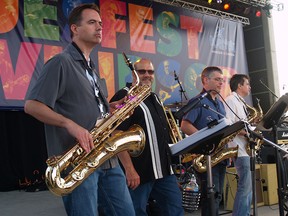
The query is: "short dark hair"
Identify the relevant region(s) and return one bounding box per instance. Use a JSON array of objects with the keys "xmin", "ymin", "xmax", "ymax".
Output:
[
  {"xmin": 229, "ymin": 74, "xmax": 249, "ymax": 92},
  {"xmin": 201, "ymin": 66, "xmax": 222, "ymax": 83},
  {"xmin": 68, "ymin": 3, "xmax": 100, "ymax": 38}
]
